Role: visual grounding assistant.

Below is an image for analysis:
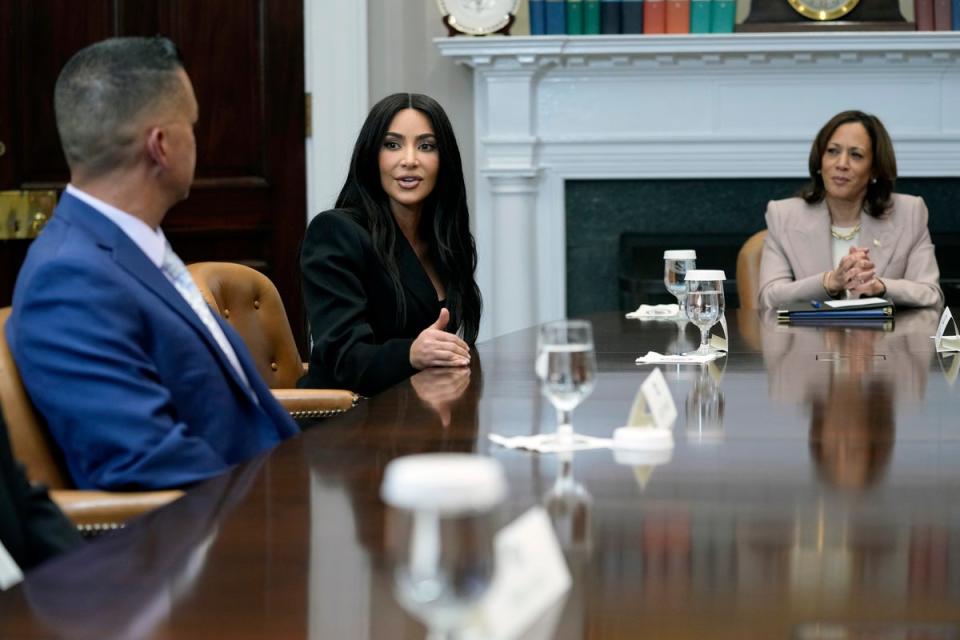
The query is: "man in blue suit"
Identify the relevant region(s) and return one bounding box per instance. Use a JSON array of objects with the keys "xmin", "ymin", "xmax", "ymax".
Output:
[{"xmin": 6, "ymin": 37, "xmax": 298, "ymax": 490}]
